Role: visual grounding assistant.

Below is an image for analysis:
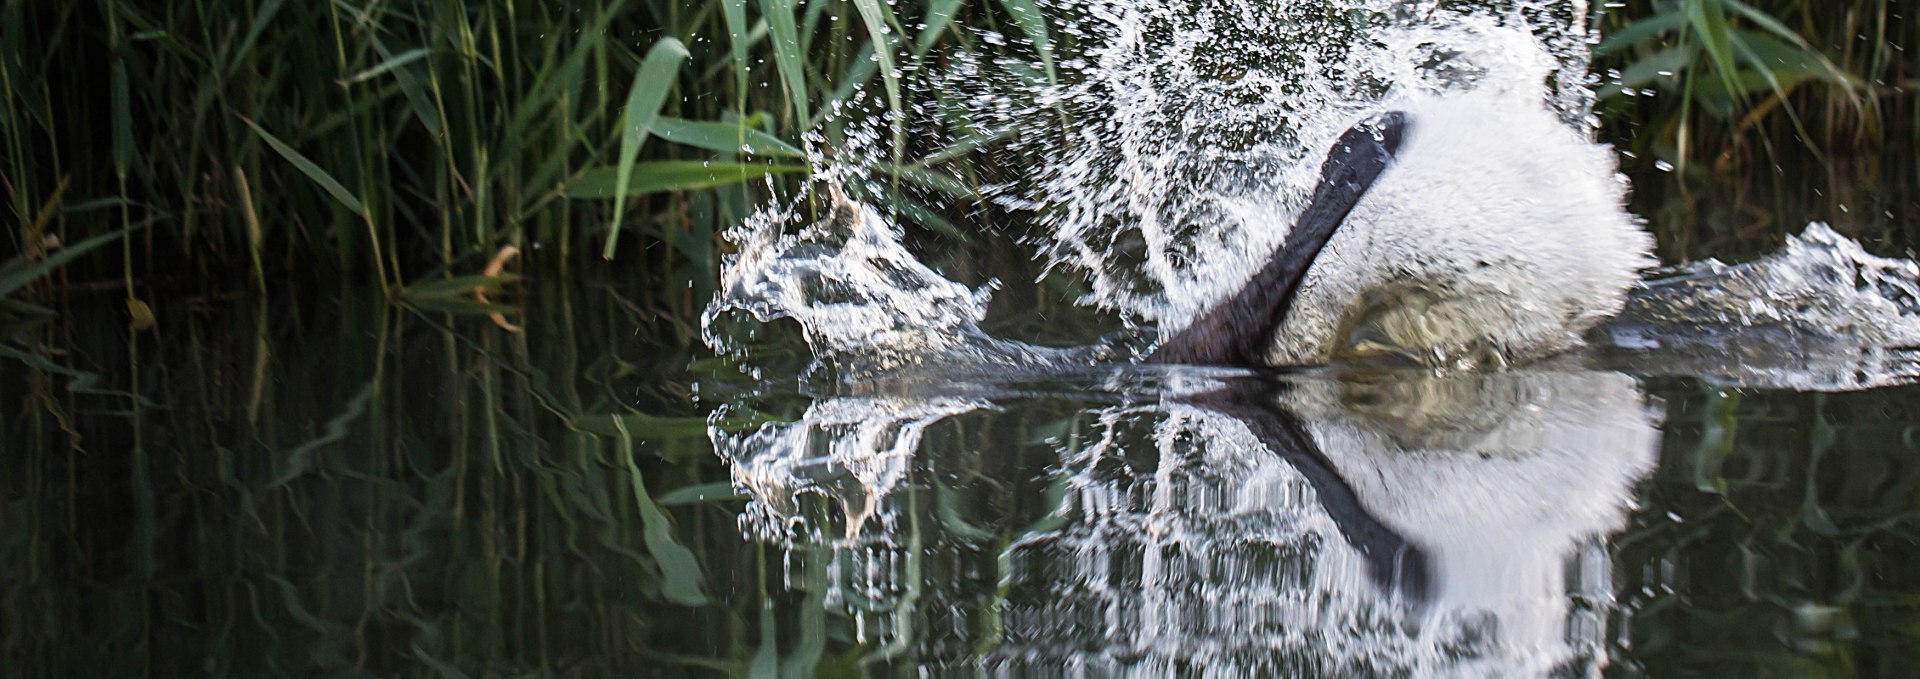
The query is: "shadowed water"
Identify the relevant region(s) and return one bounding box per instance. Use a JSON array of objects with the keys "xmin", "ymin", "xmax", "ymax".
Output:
[
  {"xmin": 8, "ymin": 1, "xmax": 1920, "ymax": 677},
  {"xmin": 8, "ymin": 288, "xmax": 1920, "ymax": 675}
]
